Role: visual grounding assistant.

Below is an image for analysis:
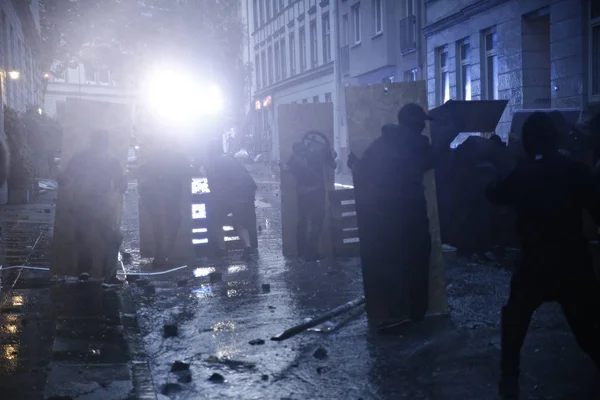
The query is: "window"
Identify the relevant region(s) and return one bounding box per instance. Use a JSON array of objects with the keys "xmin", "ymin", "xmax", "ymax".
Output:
[
  {"xmin": 483, "ymin": 28, "xmax": 498, "ymax": 100},
  {"xmin": 322, "ymin": 13, "xmax": 331, "ymax": 63},
  {"xmin": 85, "ymin": 64, "xmax": 96, "ymax": 83},
  {"xmin": 280, "ymin": 38, "xmax": 287, "ymax": 79},
  {"xmin": 313, "ymin": 95, "xmax": 319, "ymax": 103},
  {"xmin": 373, "ymin": 0, "xmax": 383, "ymax": 34},
  {"xmin": 405, "ymin": 0, "xmax": 415, "ymax": 18},
  {"xmin": 457, "ymin": 39, "xmax": 471, "ymax": 100},
  {"xmin": 255, "ymin": 54, "xmax": 261, "ymax": 88},
  {"xmin": 259, "ymin": 0, "xmax": 265, "ymax": 24},
  {"xmin": 253, "ymin": 0, "xmax": 259, "ymax": 30},
  {"xmin": 310, "ymin": 20, "xmax": 318, "ymax": 68},
  {"xmin": 274, "ymin": 42, "xmax": 281, "ymax": 81},
  {"xmin": 352, "ymin": 3, "xmax": 361, "ymax": 44},
  {"xmin": 266, "ymin": 0, "xmax": 271, "ymax": 20},
  {"xmin": 267, "ymin": 45, "xmax": 274, "ymax": 84},
  {"xmin": 404, "ymin": 68, "xmax": 417, "ymax": 82},
  {"xmin": 325, "ymin": 92, "xmax": 332, "ymax": 102},
  {"xmin": 436, "ymin": 46, "xmax": 450, "ymax": 105},
  {"xmin": 299, "ymin": 26, "xmax": 307, "ymax": 72},
  {"xmin": 289, "ymin": 32, "xmax": 296, "ymax": 75},
  {"xmin": 591, "ymin": 3, "xmax": 600, "ymax": 98},
  {"xmin": 261, "ymin": 51, "xmax": 267, "ymax": 87},
  {"xmin": 98, "ymin": 69, "xmax": 110, "ymax": 85},
  {"xmin": 302, "ymin": 98, "xmax": 308, "ymax": 104},
  {"xmin": 341, "ymin": 14, "xmax": 349, "ymax": 47}
]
